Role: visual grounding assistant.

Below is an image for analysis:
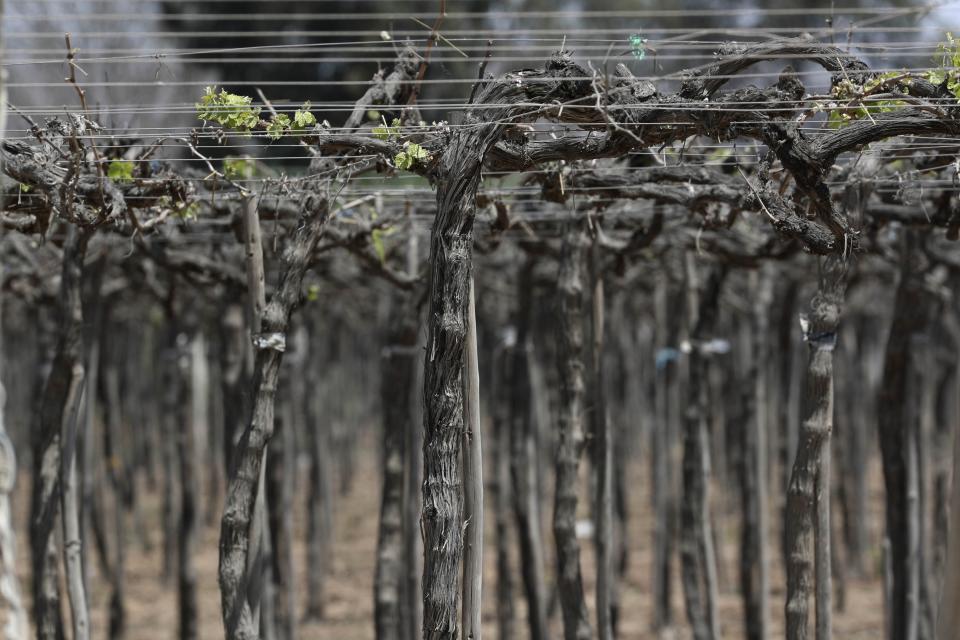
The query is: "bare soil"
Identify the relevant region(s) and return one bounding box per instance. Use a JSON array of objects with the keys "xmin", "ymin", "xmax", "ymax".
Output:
[{"xmin": 15, "ymin": 431, "xmax": 887, "ymax": 639}]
